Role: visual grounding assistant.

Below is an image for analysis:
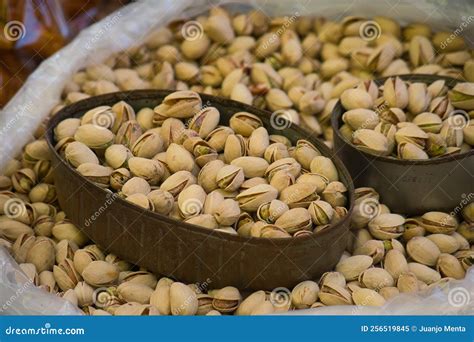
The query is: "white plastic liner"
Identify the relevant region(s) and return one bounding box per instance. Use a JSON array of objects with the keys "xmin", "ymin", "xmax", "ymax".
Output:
[
  {"xmin": 0, "ymin": 247, "xmax": 82, "ymax": 315},
  {"xmin": 0, "ymin": 0, "xmax": 472, "ymax": 315}
]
